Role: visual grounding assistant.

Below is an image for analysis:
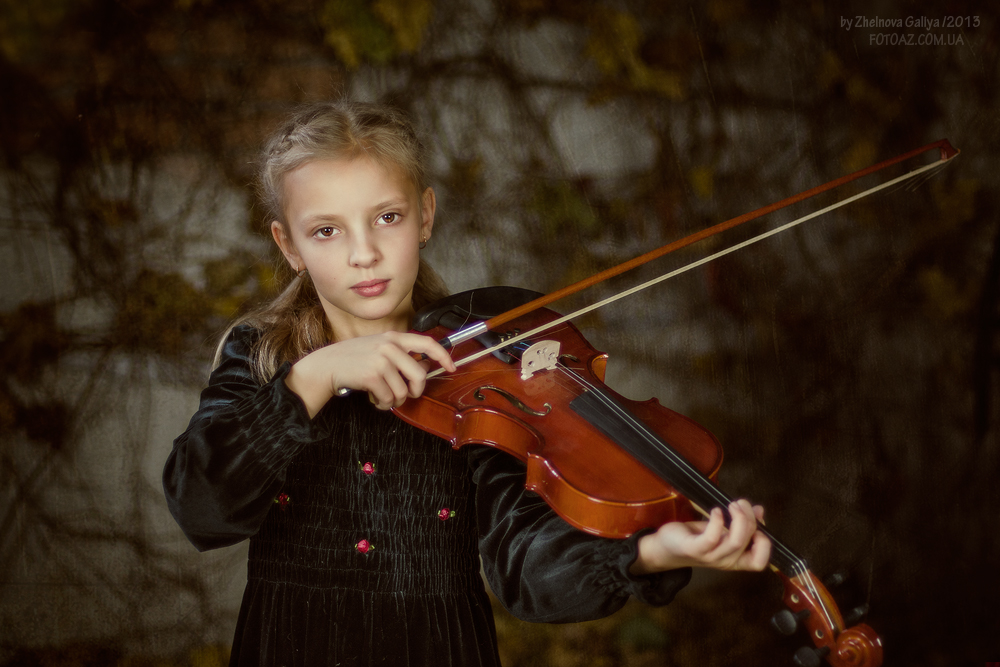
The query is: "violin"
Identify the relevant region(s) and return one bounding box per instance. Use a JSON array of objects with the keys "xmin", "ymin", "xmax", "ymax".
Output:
[
  {"xmin": 393, "ymin": 287, "xmax": 883, "ymax": 667},
  {"xmin": 391, "ymin": 140, "xmax": 962, "ymax": 664}
]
